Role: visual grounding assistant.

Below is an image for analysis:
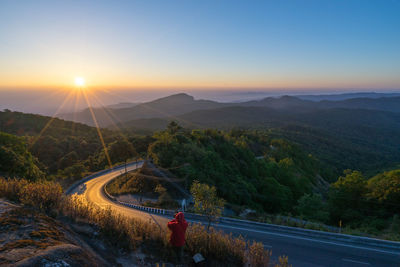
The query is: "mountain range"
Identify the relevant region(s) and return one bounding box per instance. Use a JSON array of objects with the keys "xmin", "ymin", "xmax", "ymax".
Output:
[
  {"xmin": 60, "ymin": 92, "xmax": 400, "ymax": 176},
  {"xmin": 58, "ymin": 93, "xmax": 400, "ymax": 129},
  {"xmin": 5, "ymin": 91, "xmax": 400, "ymax": 177}
]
